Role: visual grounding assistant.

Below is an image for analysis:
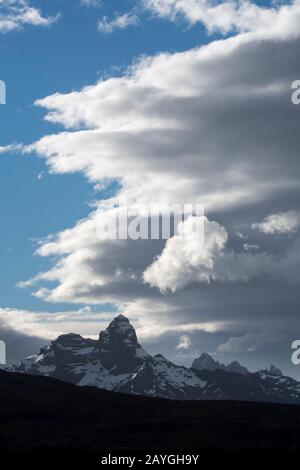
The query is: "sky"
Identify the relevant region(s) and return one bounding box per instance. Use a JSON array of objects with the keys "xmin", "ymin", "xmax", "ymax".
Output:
[{"xmin": 1, "ymin": 0, "xmax": 300, "ymax": 377}]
